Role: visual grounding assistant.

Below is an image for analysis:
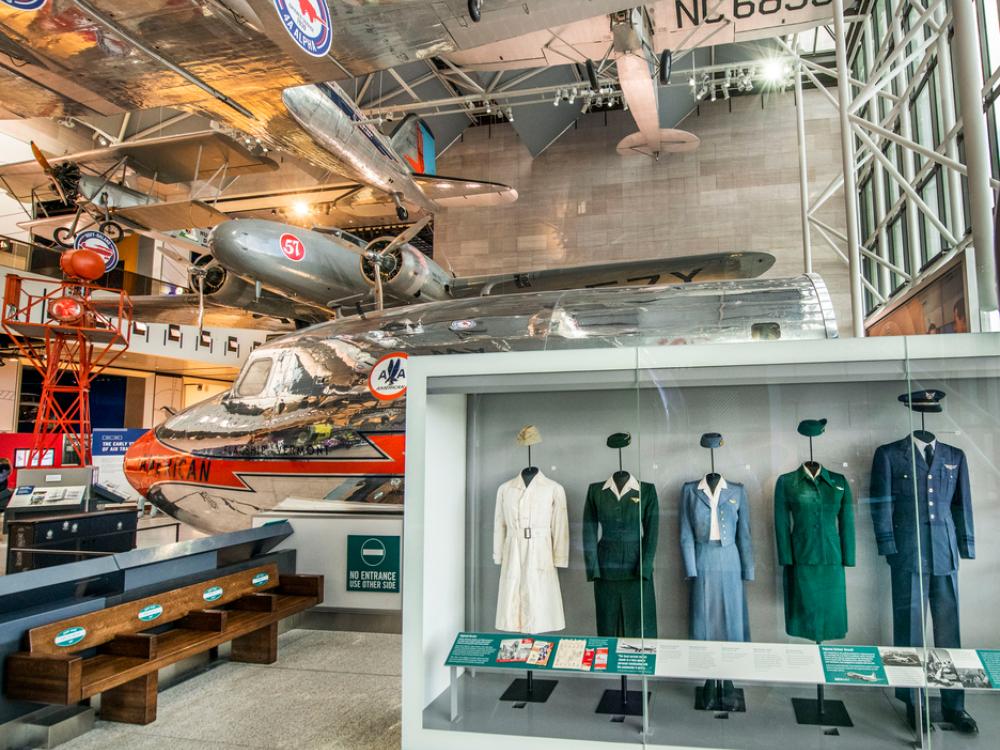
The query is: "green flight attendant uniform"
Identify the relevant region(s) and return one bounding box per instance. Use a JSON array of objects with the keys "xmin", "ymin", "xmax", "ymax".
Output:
[
  {"xmin": 774, "ymin": 465, "xmax": 856, "ymax": 642},
  {"xmin": 583, "ymin": 474, "xmax": 659, "ymax": 638}
]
